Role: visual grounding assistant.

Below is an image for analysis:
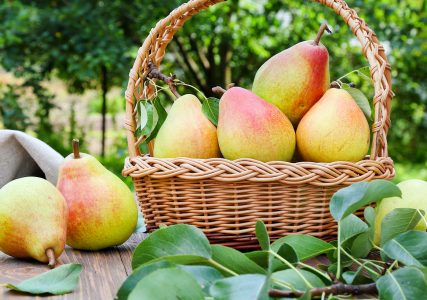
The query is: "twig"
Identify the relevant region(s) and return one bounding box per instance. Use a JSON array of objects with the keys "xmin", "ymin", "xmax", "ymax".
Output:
[
  {"xmin": 268, "ymin": 282, "xmax": 377, "ymax": 298},
  {"xmin": 212, "ymin": 86, "xmax": 227, "ymax": 96},
  {"xmin": 147, "ymin": 61, "xmax": 181, "ymax": 98}
]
